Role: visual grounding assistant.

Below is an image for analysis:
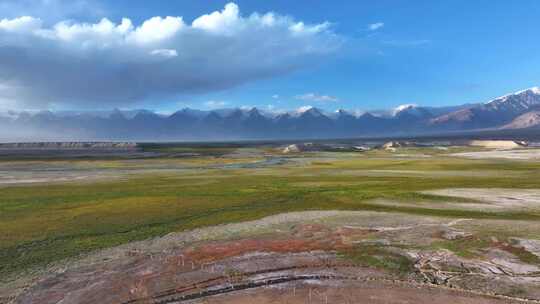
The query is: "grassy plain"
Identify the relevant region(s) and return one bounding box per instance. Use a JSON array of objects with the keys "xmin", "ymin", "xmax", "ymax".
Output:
[{"xmin": 2, "ymin": 145, "xmax": 540, "ymax": 279}]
